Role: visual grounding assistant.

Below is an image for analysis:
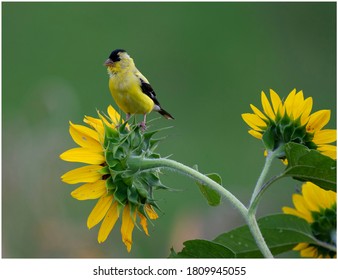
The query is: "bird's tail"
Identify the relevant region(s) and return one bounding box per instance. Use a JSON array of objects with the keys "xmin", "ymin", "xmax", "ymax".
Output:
[{"xmin": 158, "ymin": 108, "xmax": 174, "ymax": 120}]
